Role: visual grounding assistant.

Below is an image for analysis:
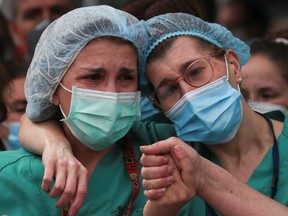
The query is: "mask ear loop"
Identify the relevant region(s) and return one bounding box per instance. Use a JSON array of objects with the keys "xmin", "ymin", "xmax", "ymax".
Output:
[
  {"xmin": 58, "ymin": 83, "xmax": 72, "ymax": 120},
  {"xmin": 224, "ymin": 54, "xmax": 229, "ymax": 81},
  {"xmin": 224, "ymin": 53, "xmax": 241, "ymax": 92},
  {"xmin": 60, "ymin": 82, "xmax": 72, "ymax": 93}
]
